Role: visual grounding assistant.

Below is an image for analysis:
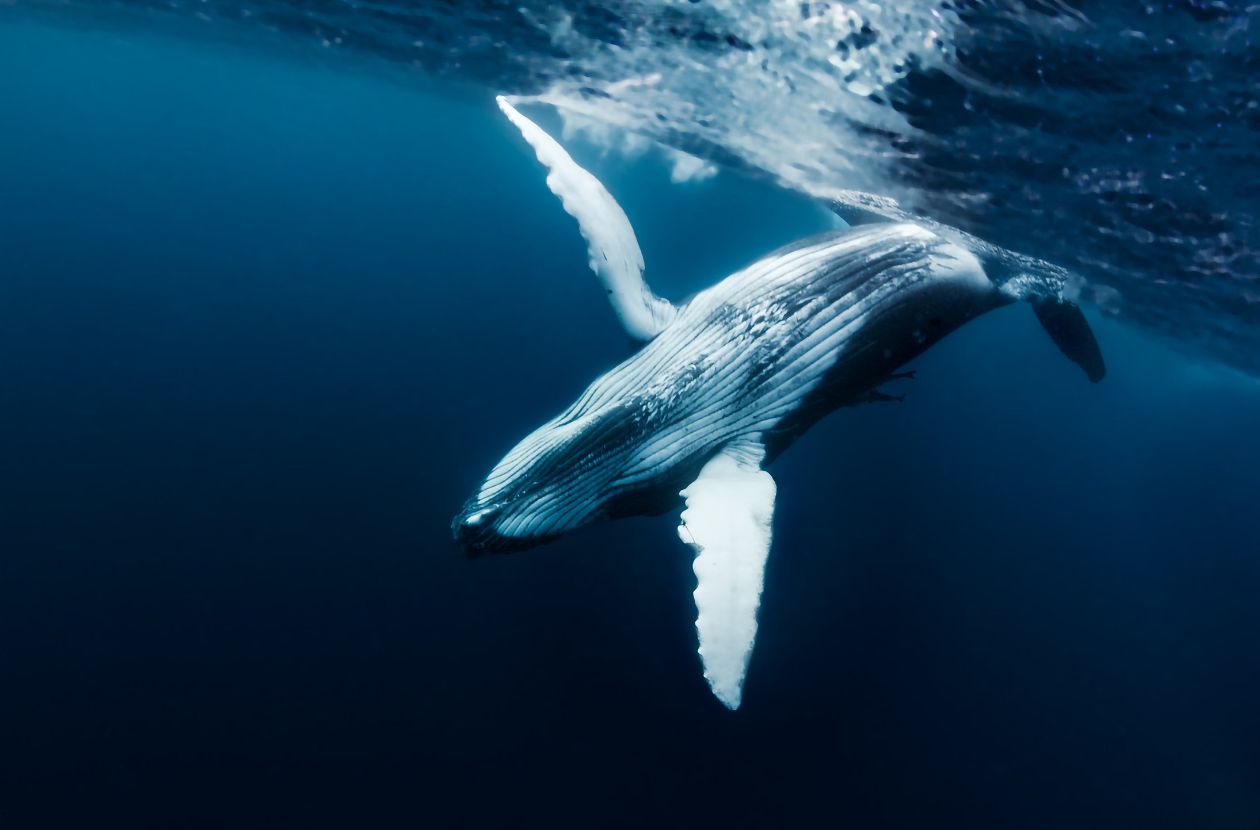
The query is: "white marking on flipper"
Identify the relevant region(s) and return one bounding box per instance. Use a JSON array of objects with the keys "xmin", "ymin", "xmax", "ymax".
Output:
[
  {"xmin": 496, "ymin": 96, "xmax": 676, "ymax": 341},
  {"xmin": 677, "ymin": 438, "xmax": 776, "ymax": 710}
]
